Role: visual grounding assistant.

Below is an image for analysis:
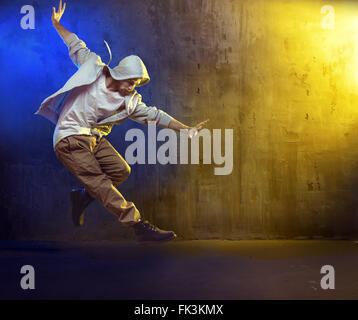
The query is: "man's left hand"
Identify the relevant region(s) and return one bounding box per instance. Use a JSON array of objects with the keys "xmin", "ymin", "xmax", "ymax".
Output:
[{"xmin": 188, "ymin": 119, "xmax": 210, "ymax": 138}]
